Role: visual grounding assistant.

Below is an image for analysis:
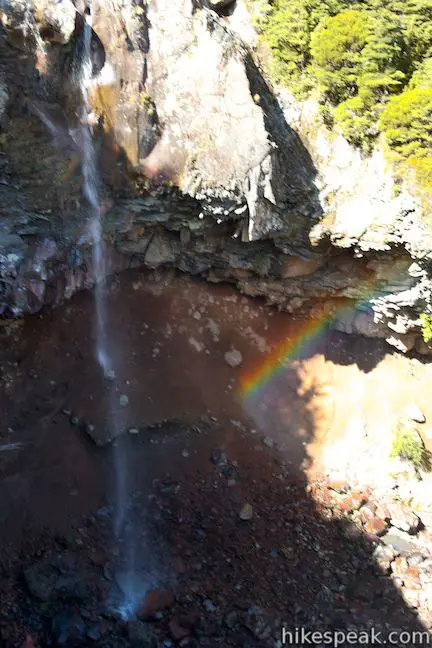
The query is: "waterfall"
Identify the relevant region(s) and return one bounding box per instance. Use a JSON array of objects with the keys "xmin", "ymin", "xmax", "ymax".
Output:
[
  {"xmin": 76, "ymin": 8, "xmax": 142, "ymax": 615},
  {"xmin": 30, "ymin": 4, "xmax": 149, "ymax": 616},
  {"xmin": 77, "ymin": 10, "xmax": 129, "ymax": 536},
  {"xmin": 78, "ymin": 11, "xmax": 111, "ymax": 377}
]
